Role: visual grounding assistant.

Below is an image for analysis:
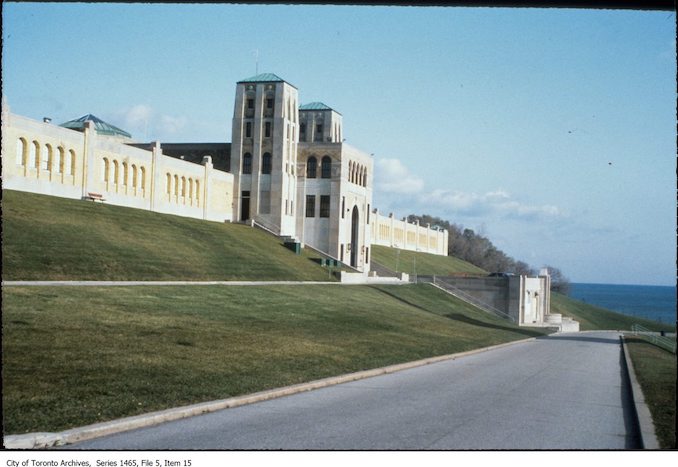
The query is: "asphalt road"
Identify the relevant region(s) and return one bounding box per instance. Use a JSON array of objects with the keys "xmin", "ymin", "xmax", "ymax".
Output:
[{"xmin": 68, "ymin": 331, "xmax": 639, "ymax": 450}]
